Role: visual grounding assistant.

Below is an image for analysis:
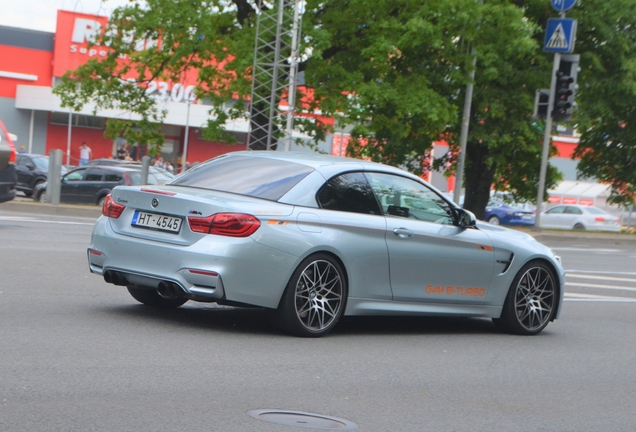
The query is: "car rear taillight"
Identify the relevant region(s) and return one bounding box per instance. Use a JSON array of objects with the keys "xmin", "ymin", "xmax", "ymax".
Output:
[
  {"xmin": 102, "ymin": 194, "xmax": 125, "ymax": 218},
  {"xmin": 594, "ymin": 217, "xmax": 606, "ymax": 222},
  {"xmin": 188, "ymin": 213, "xmax": 261, "ymax": 237}
]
